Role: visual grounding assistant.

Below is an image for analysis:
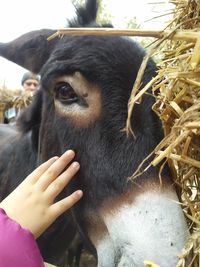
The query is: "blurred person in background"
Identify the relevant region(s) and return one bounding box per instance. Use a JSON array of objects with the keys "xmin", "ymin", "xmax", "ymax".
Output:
[
  {"xmin": 21, "ymin": 72, "xmax": 40, "ymax": 92},
  {"xmin": 4, "ymin": 72, "xmax": 40, "ymax": 123}
]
